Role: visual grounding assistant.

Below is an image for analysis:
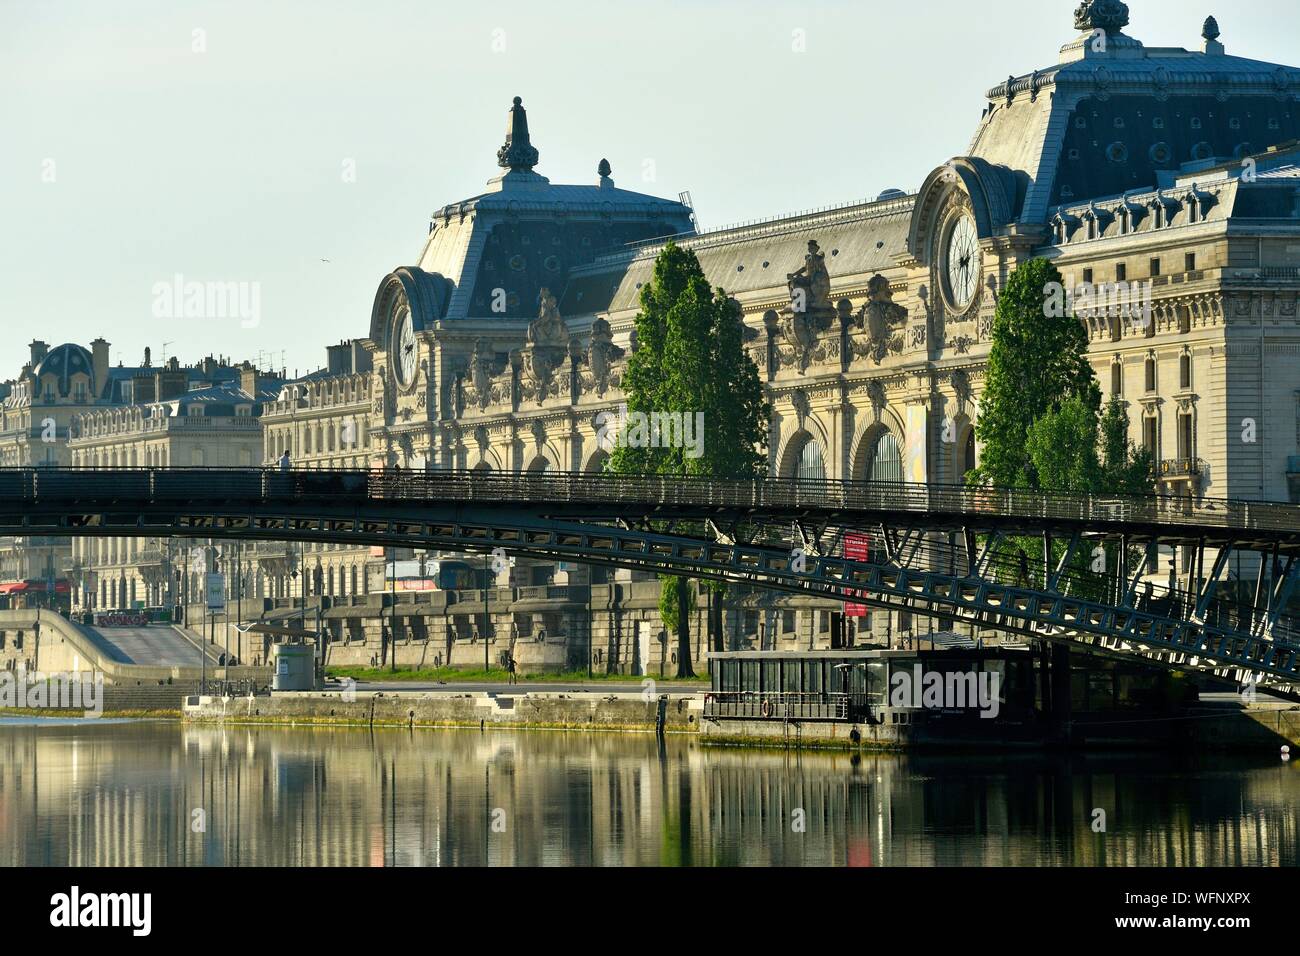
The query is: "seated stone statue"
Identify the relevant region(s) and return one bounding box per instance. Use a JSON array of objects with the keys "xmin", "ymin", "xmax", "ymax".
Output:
[
  {"xmin": 786, "ymin": 240, "xmax": 832, "ymax": 316},
  {"xmin": 527, "ymin": 288, "xmax": 569, "ymax": 348}
]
